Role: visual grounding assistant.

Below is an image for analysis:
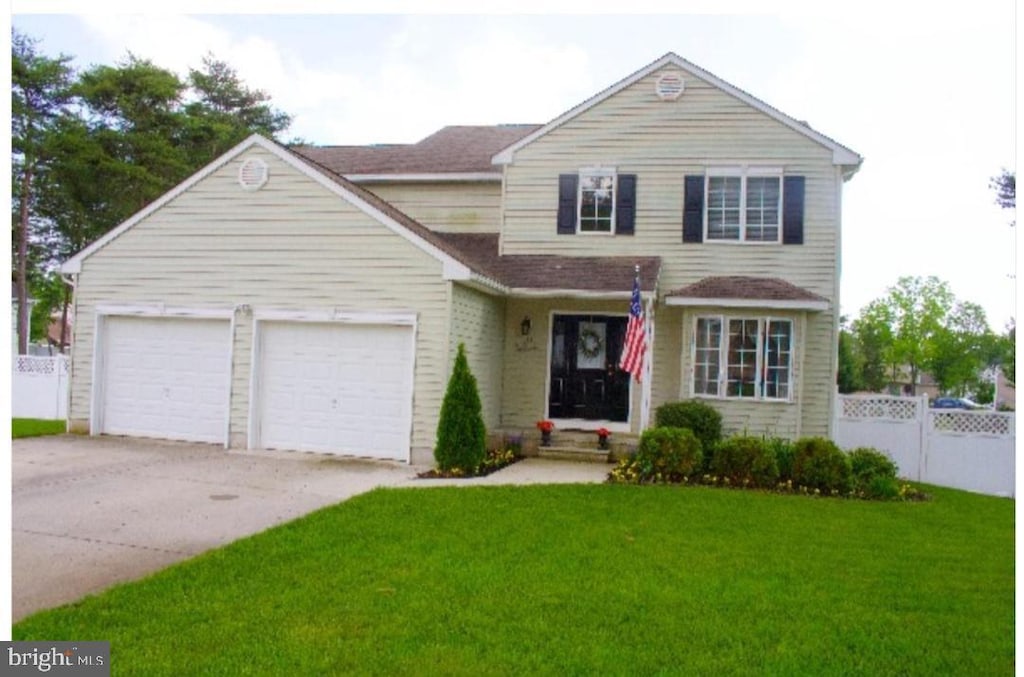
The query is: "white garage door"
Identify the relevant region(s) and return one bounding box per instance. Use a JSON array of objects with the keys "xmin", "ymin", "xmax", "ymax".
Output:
[
  {"xmin": 100, "ymin": 316, "xmax": 230, "ymax": 444},
  {"xmin": 257, "ymin": 321, "xmax": 414, "ymax": 461}
]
